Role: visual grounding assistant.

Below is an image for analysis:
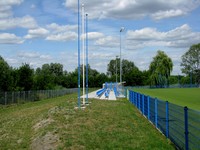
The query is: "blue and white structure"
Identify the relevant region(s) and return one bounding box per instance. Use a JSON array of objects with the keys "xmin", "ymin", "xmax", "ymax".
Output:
[{"xmin": 81, "ymin": 82, "xmax": 125, "ymax": 100}]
